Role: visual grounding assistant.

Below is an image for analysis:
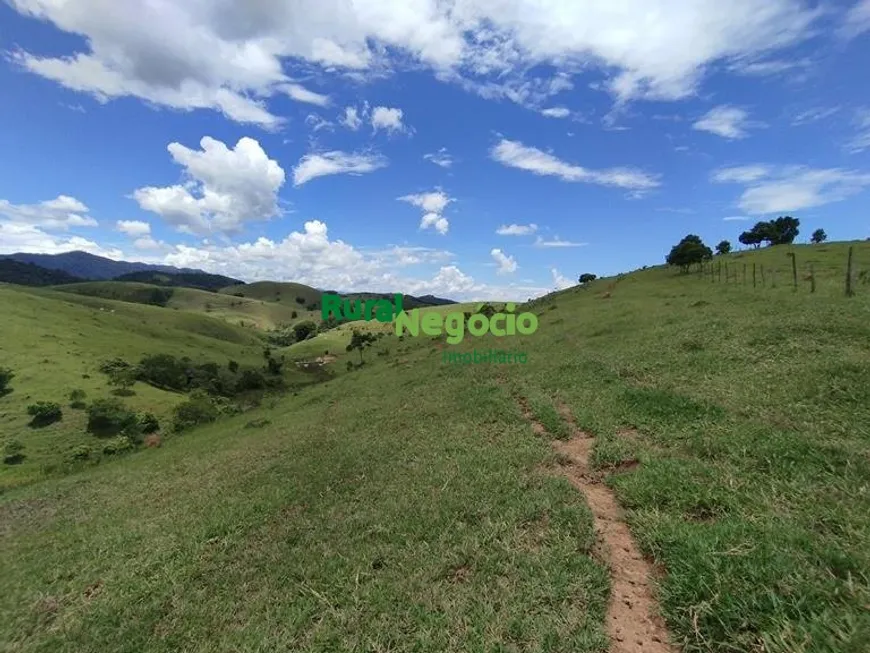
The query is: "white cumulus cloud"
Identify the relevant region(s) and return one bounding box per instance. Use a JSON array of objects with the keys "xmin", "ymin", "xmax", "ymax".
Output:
[
  {"xmin": 371, "ymin": 106, "xmax": 408, "ymax": 133},
  {"xmin": 399, "ymin": 190, "xmax": 454, "ymax": 235},
  {"xmin": 496, "ymin": 223, "xmax": 538, "ymax": 236},
  {"xmin": 491, "ymin": 248, "xmax": 517, "ymax": 274},
  {"xmin": 423, "ymin": 148, "xmax": 453, "ymax": 168},
  {"xmin": 116, "ymin": 220, "xmax": 151, "ymax": 237},
  {"xmin": 133, "ymin": 136, "xmax": 285, "ymax": 235},
  {"xmin": 693, "ymin": 105, "xmax": 755, "ymax": 139},
  {"xmin": 0, "ymin": 194, "xmax": 98, "ymax": 230}
]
